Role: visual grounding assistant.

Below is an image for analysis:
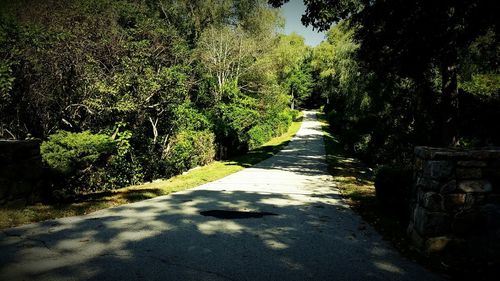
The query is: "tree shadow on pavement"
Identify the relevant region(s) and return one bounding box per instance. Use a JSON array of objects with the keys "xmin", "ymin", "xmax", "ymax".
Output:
[
  {"xmin": 0, "ymin": 111, "xmax": 443, "ymax": 281},
  {"xmin": 0, "ymin": 188, "xmax": 440, "ymax": 281}
]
